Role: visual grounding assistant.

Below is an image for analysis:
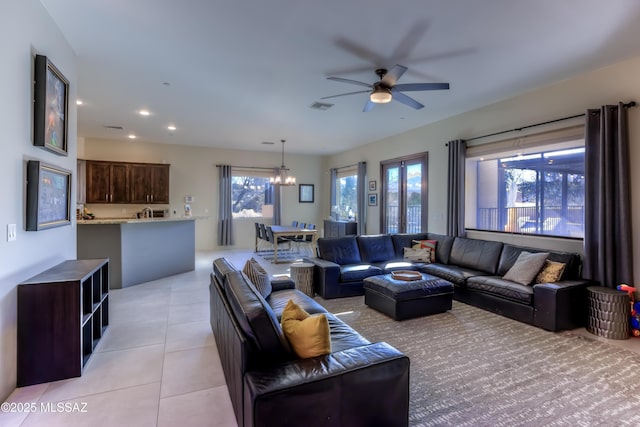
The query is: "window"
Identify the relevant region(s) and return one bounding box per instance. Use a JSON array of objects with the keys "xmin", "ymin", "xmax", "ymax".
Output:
[
  {"xmin": 465, "ymin": 127, "xmax": 585, "ymax": 238},
  {"xmin": 334, "ymin": 170, "xmax": 358, "ymax": 221},
  {"xmin": 231, "ymin": 174, "xmax": 274, "ymax": 218},
  {"xmin": 381, "ymin": 153, "xmax": 428, "ymax": 233}
]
